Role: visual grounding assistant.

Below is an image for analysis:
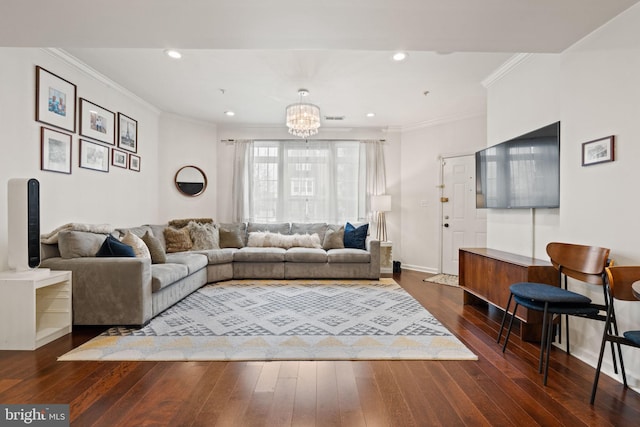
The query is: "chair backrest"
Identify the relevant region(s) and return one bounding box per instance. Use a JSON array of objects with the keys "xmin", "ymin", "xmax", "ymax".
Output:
[
  {"xmin": 605, "ymin": 266, "xmax": 640, "ymax": 301},
  {"xmin": 546, "ymin": 242, "xmax": 610, "ymax": 285}
]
